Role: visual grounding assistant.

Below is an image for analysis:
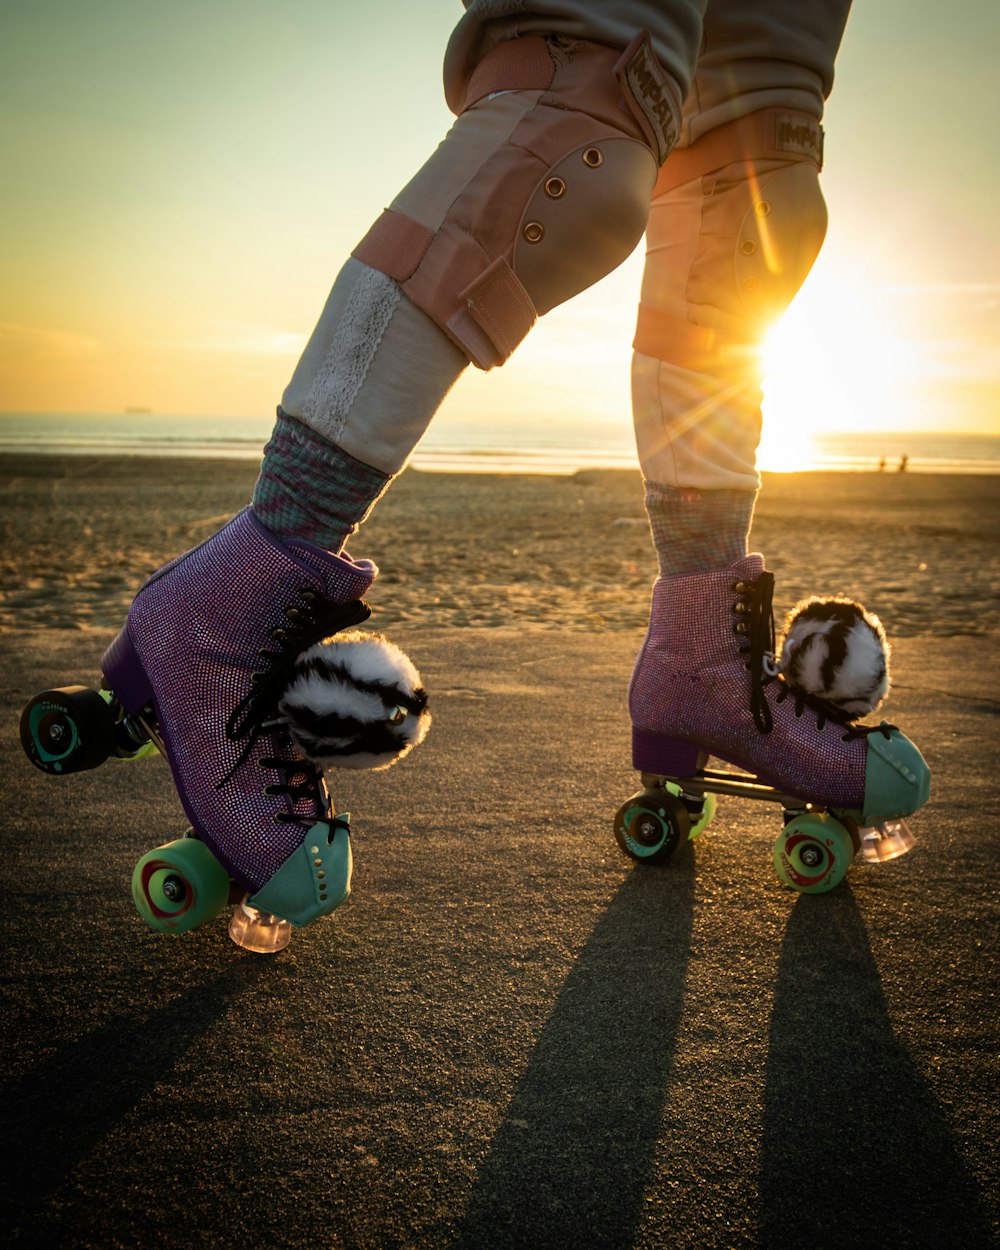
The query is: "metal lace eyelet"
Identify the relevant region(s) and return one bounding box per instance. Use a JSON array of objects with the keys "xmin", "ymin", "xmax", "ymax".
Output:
[
  {"xmin": 734, "ymin": 622, "xmax": 748, "ymax": 635},
  {"xmin": 298, "ymin": 589, "xmax": 318, "ymax": 603},
  {"xmin": 270, "ymin": 627, "xmax": 287, "ymax": 641}
]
